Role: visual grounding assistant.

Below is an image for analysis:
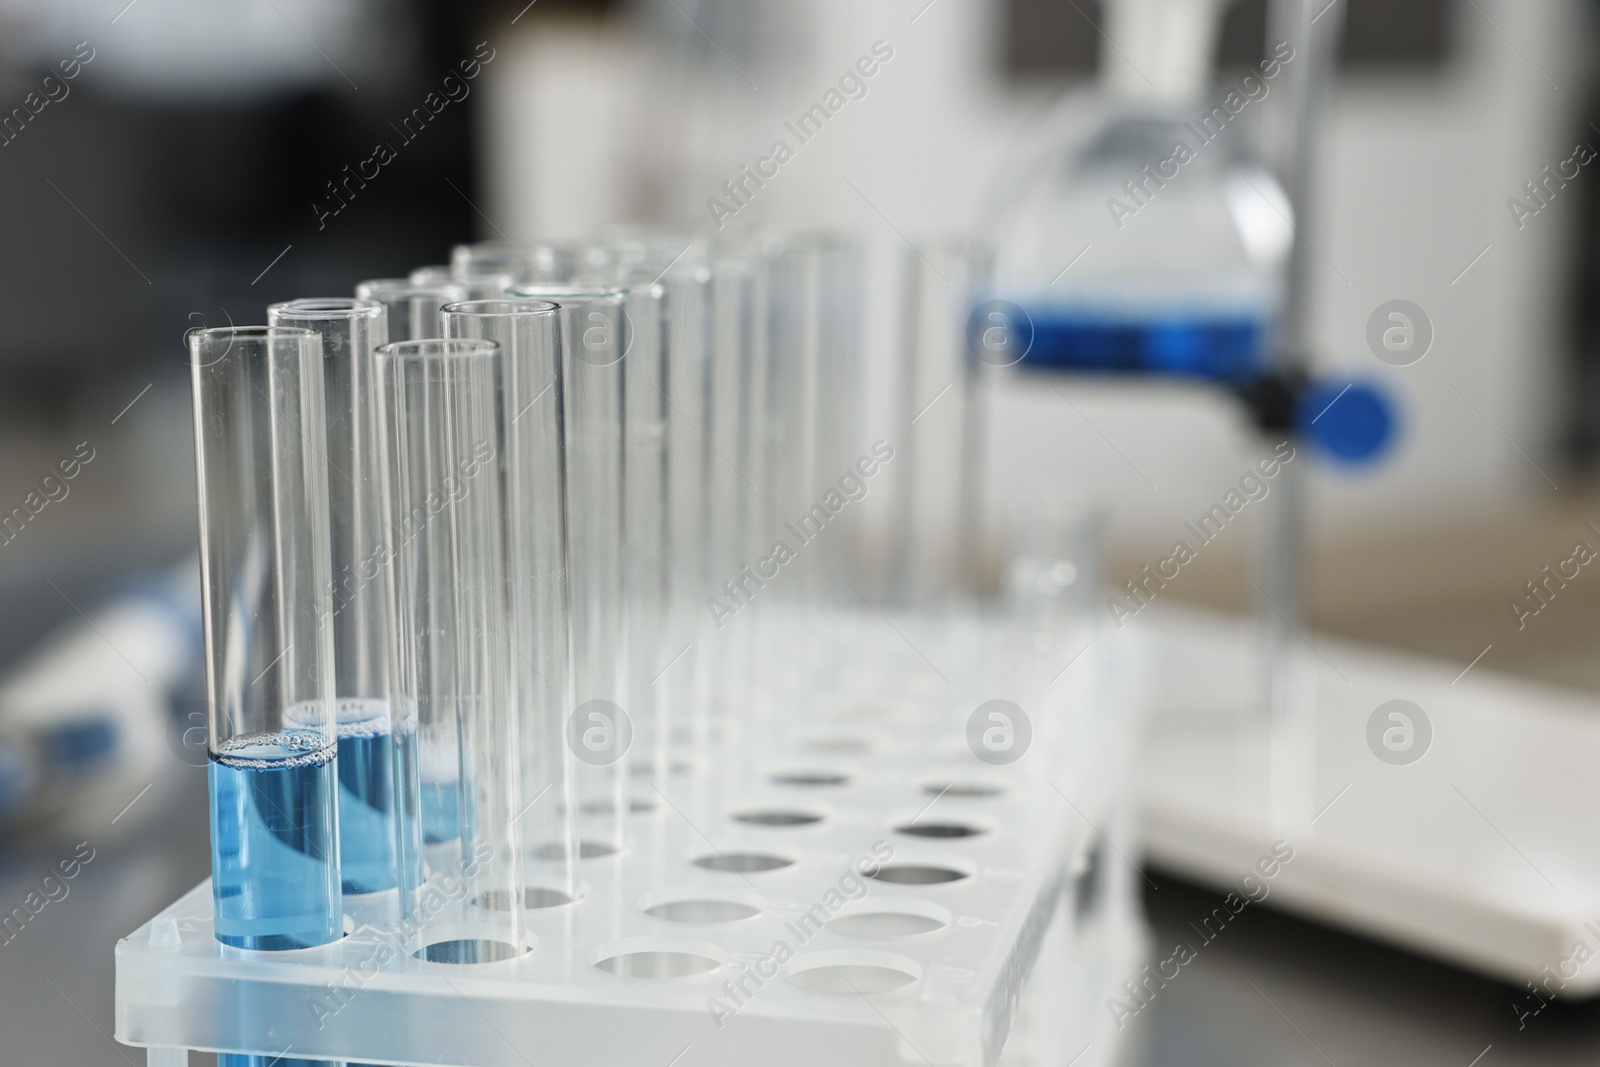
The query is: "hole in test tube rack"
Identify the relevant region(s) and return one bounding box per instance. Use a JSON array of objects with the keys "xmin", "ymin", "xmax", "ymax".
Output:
[
  {"xmin": 641, "ymin": 888, "xmax": 765, "ymax": 924},
  {"xmin": 479, "ymin": 887, "xmax": 581, "ymax": 910},
  {"xmin": 770, "ymin": 768, "xmax": 851, "ymax": 787},
  {"xmin": 530, "ymin": 839, "xmax": 619, "ymax": 861},
  {"xmin": 413, "ymin": 938, "xmax": 526, "ymax": 964},
  {"xmin": 691, "ymin": 850, "xmax": 795, "ymax": 874},
  {"xmin": 867, "ymin": 863, "xmax": 969, "ymax": 885},
  {"xmin": 893, "ymin": 820, "xmax": 988, "ymax": 839},
  {"xmin": 732, "ymin": 808, "xmax": 825, "ymax": 827},
  {"xmin": 592, "ymin": 937, "xmax": 726, "ymax": 978},
  {"xmin": 825, "ymin": 900, "xmax": 951, "ymax": 939},
  {"xmin": 785, "ymin": 951, "xmax": 923, "ymax": 994},
  {"xmin": 920, "ymin": 779, "xmax": 1007, "ymax": 798}
]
